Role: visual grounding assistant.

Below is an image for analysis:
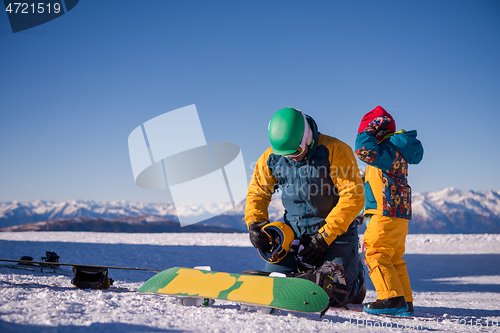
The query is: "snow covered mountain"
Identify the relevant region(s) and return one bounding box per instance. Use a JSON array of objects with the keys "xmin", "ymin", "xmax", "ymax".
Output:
[
  {"xmin": 0, "ymin": 199, "xmax": 285, "ymax": 232},
  {"xmin": 411, "ymin": 188, "xmax": 500, "ymax": 234},
  {"xmin": 1, "ymin": 188, "xmax": 500, "ymax": 233},
  {"xmin": 0, "ymin": 215, "xmax": 246, "ymax": 233},
  {"xmin": 0, "ymin": 200, "xmax": 180, "ymax": 227}
]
